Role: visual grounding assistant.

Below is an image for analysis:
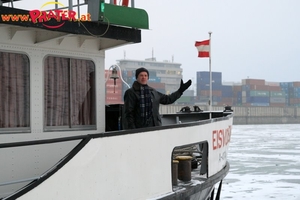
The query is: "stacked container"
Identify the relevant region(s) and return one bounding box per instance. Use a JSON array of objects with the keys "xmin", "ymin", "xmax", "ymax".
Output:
[
  {"xmin": 219, "ymin": 85, "xmax": 234, "ymax": 106},
  {"xmin": 196, "ymin": 71, "xmax": 222, "ymax": 105},
  {"xmin": 232, "ymin": 85, "xmax": 242, "ymax": 106},
  {"xmin": 280, "ymin": 81, "xmax": 300, "ymax": 106},
  {"xmin": 241, "ymin": 79, "xmax": 270, "ymax": 106}
]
